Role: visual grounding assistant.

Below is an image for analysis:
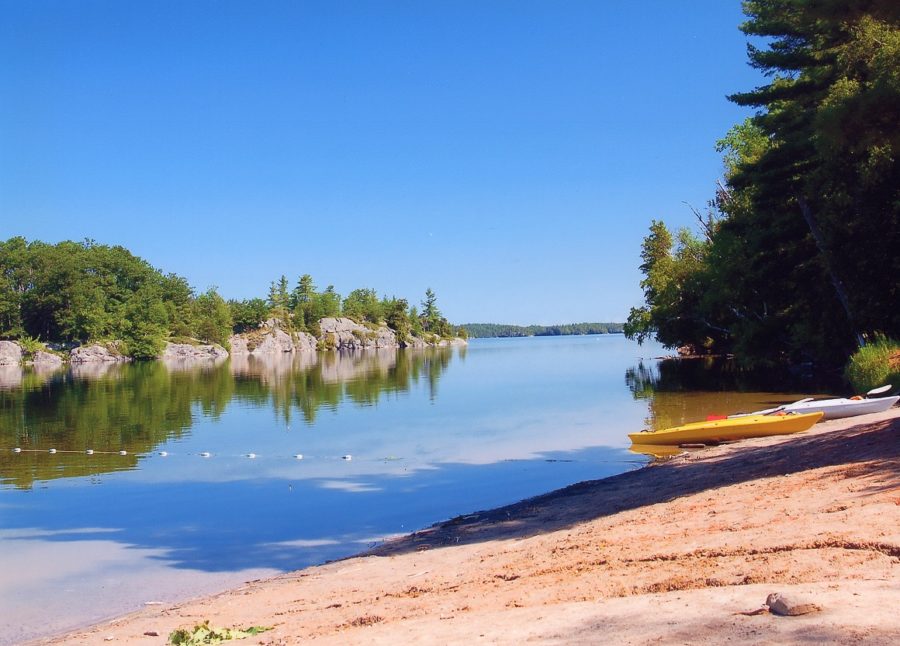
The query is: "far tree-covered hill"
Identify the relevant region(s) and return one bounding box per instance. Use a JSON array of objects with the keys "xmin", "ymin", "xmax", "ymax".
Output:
[{"xmin": 461, "ymin": 322, "xmax": 624, "ymax": 339}]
